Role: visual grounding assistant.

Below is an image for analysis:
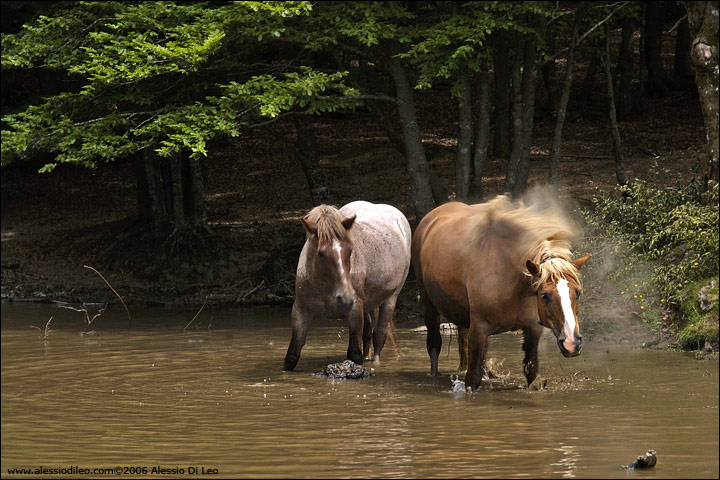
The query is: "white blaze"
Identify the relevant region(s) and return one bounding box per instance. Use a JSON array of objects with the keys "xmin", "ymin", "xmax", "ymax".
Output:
[
  {"xmin": 333, "ymin": 240, "xmax": 352, "ymax": 292},
  {"xmin": 556, "ymin": 279, "xmax": 576, "ymax": 342},
  {"xmin": 333, "ymin": 240, "xmax": 344, "ymax": 276}
]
